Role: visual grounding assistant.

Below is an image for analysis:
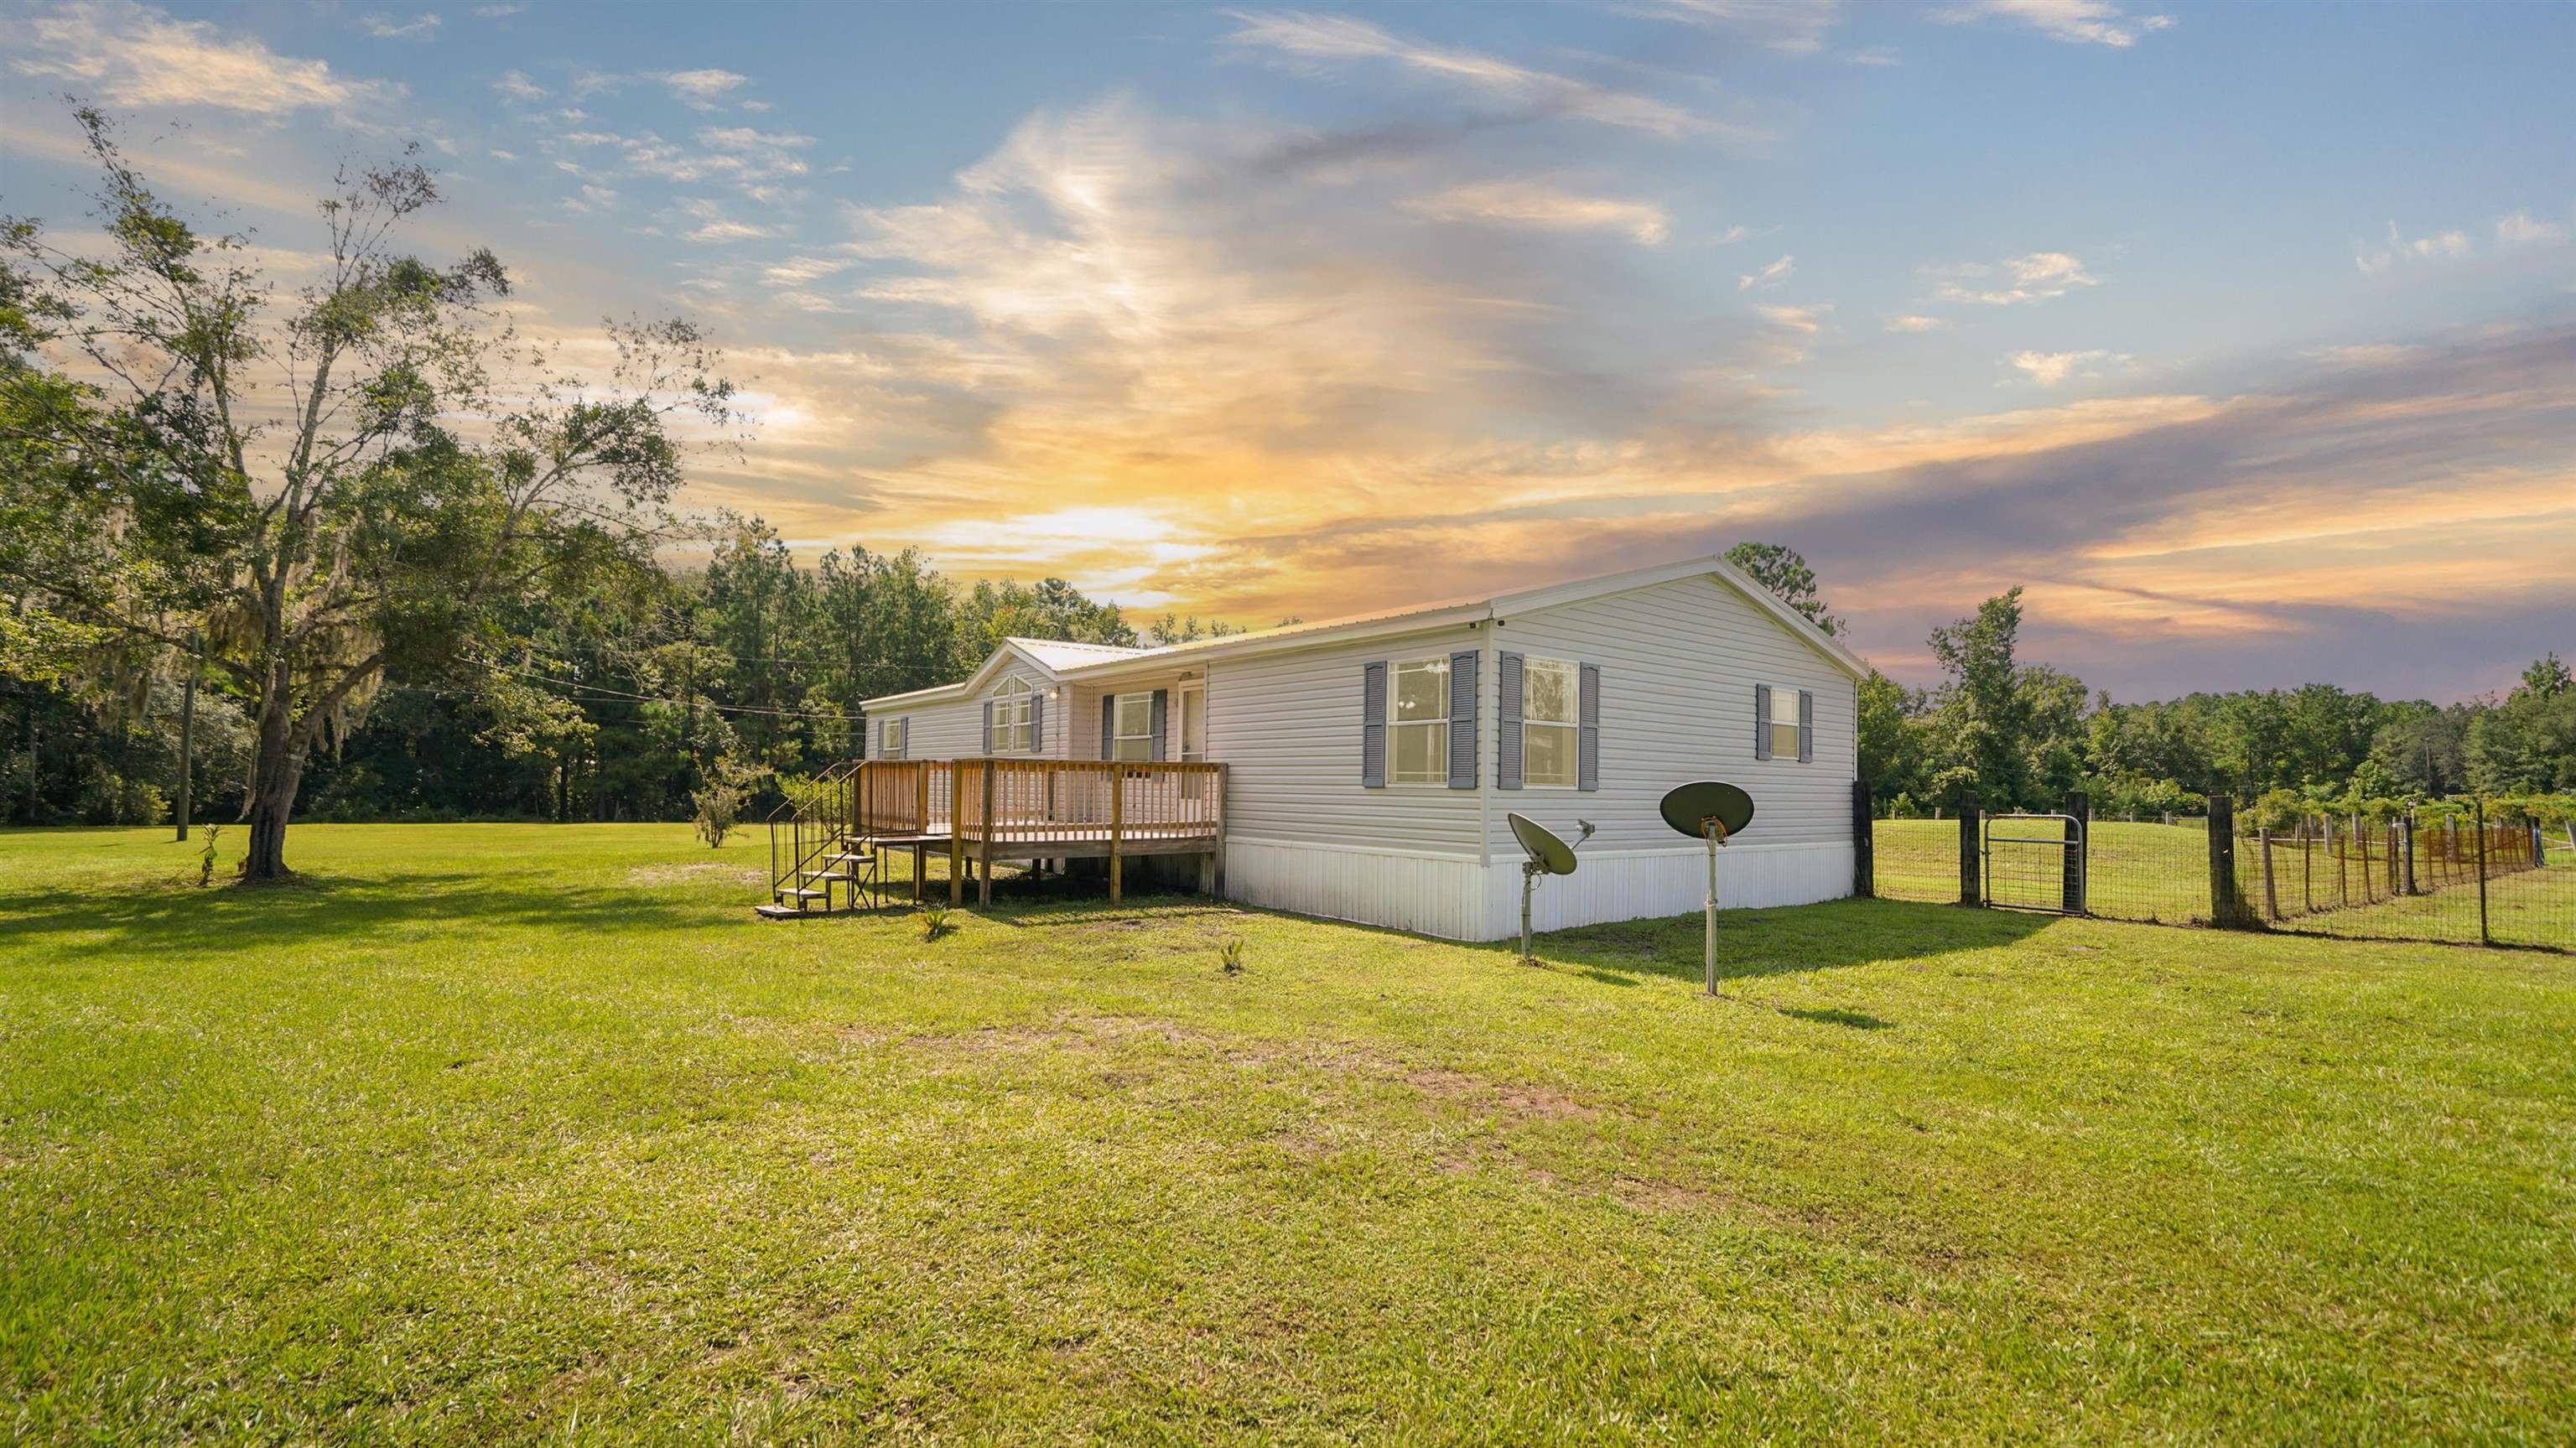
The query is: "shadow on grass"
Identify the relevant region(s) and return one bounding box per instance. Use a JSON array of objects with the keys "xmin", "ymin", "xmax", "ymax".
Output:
[
  {"xmin": 0, "ymin": 869, "xmax": 722, "ymax": 958},
  {"xmin": 1536, "ymin": 896, "xmax": 2058, "ymax": 986}
]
